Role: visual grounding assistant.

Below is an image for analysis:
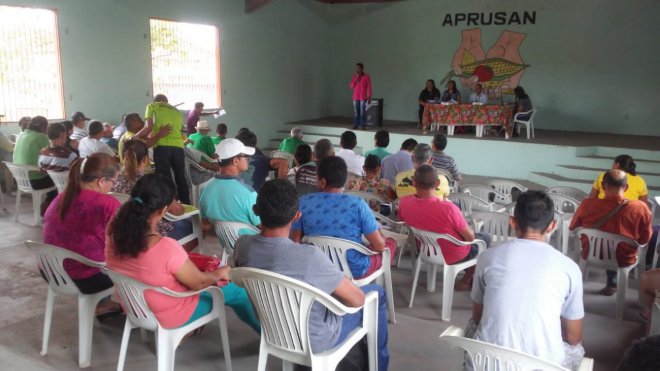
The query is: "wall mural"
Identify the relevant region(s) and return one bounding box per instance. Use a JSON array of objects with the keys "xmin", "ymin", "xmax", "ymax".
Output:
[{"xmin": 441, "ymin": 28, "xmax": 529, "ymax": 100}]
